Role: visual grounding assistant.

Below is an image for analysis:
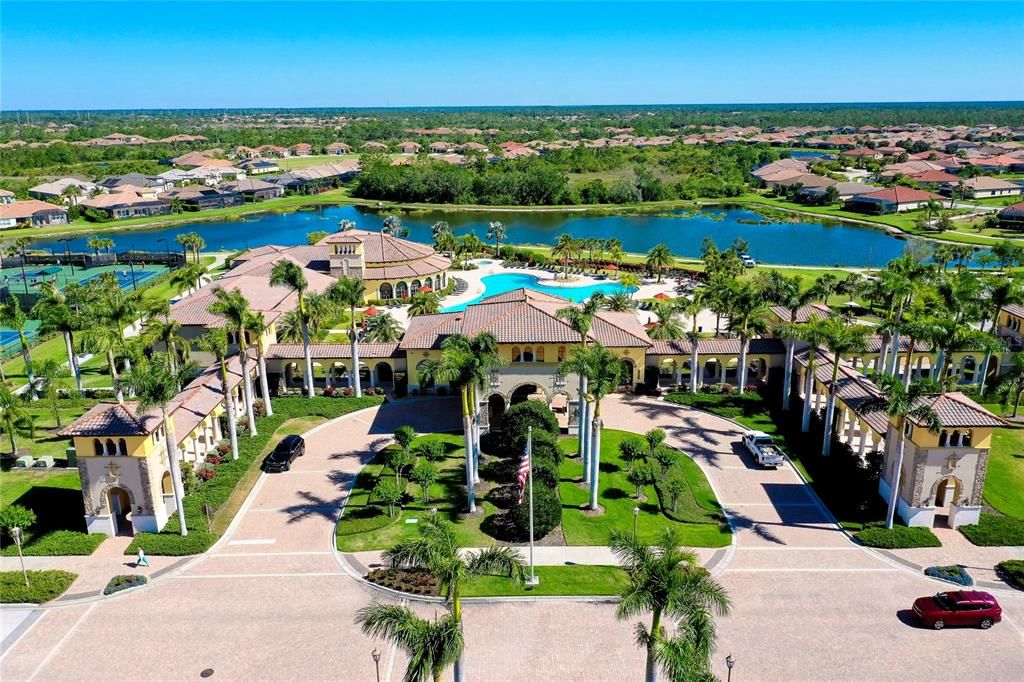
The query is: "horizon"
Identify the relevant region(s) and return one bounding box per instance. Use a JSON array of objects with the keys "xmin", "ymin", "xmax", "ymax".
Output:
[{"xmin": 2, "ymin": 1, "xmax": 1022, "ymax": 110}]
